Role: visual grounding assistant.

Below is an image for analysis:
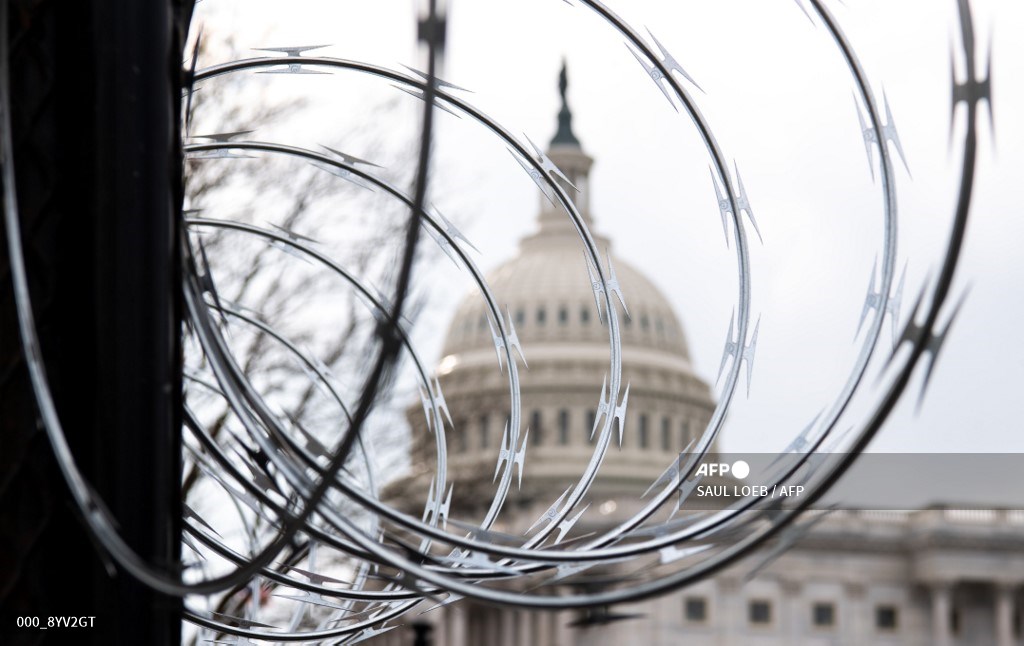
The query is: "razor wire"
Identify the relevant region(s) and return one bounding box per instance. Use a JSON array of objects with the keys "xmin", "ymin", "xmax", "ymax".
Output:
[{"xmin": 0, "ymin": 0, "xmax": 992, "ymax": 643}]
